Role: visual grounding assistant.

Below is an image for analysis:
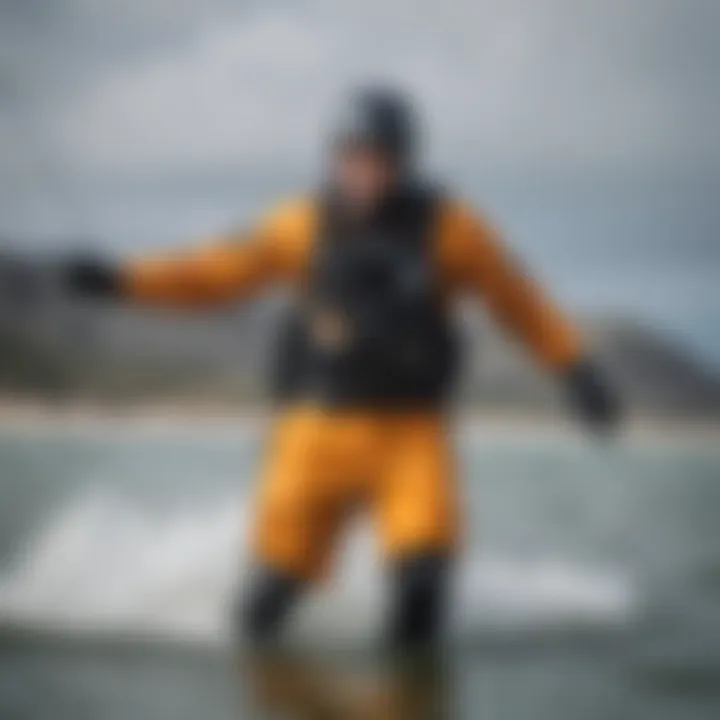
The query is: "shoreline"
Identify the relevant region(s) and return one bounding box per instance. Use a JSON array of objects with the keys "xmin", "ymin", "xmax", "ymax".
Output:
[{"xmin": 0, "ymin": 399, "xmax": 719, "ymax": 443}]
